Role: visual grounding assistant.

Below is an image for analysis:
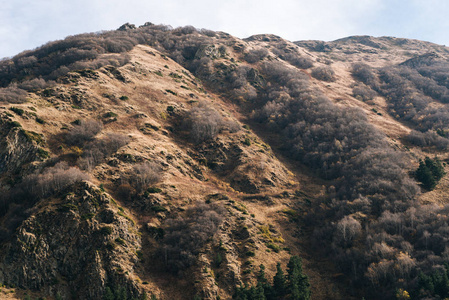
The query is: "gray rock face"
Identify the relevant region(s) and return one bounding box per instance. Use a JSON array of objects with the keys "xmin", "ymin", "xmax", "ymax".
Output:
[
  {"xmin": 0, "ymin": 117, "xmax": 41, "ymax": 175},
  {"xmin": 118, "ymin": 23, "xmax": 137, "ymax": 31},
  {"xmin": 195, "ymin": 45, "xmax": 225, "ymax": 60},
  {"xmin": 0, "ymin": 182, "xmax": 143, "ymax": 299}
]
